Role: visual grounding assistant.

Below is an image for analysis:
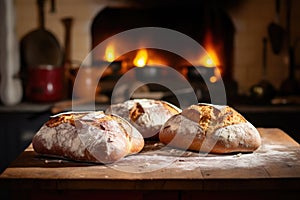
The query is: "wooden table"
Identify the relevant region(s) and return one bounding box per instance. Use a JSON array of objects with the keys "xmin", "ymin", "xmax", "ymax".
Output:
[{"xmin": 1, "ymin": 128, "xmax": 300, "ymax": 199}]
